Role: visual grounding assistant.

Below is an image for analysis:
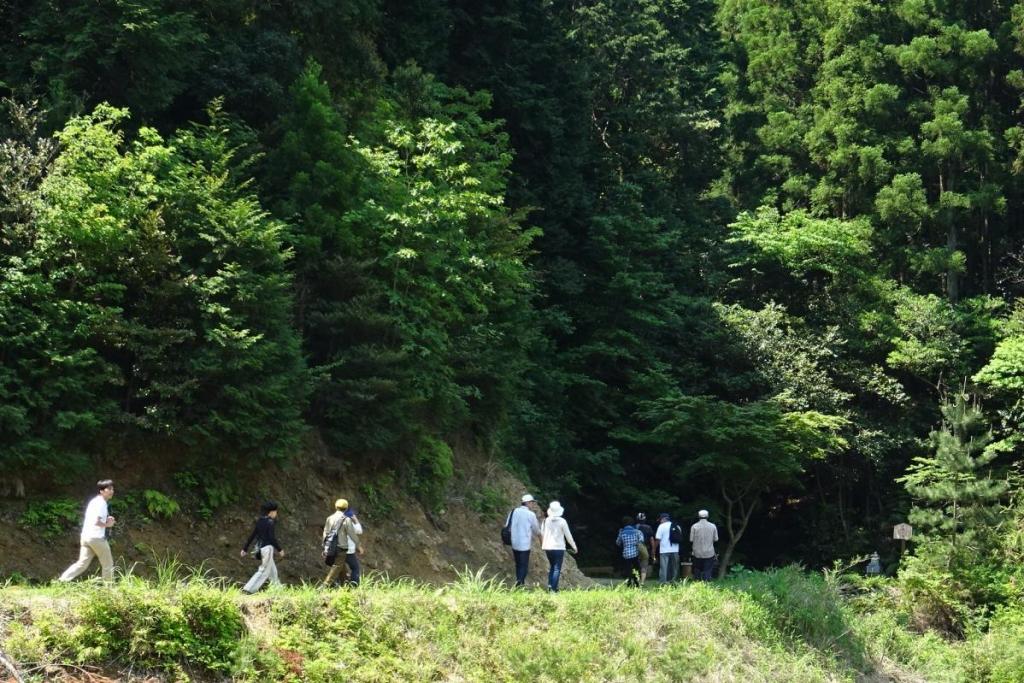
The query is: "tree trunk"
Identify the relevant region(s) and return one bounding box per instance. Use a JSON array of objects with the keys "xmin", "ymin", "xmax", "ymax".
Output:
[{"xmin": 718, "ymin": 483, "xmax": 758, "ymax": 578}]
